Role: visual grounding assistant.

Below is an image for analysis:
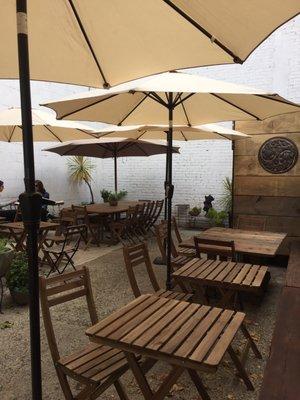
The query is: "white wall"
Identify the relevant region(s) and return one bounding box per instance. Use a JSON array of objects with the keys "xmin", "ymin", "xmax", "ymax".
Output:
[{"xmin": 0, "ymin": 16, "xmax": 299, "ymax": 210}]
